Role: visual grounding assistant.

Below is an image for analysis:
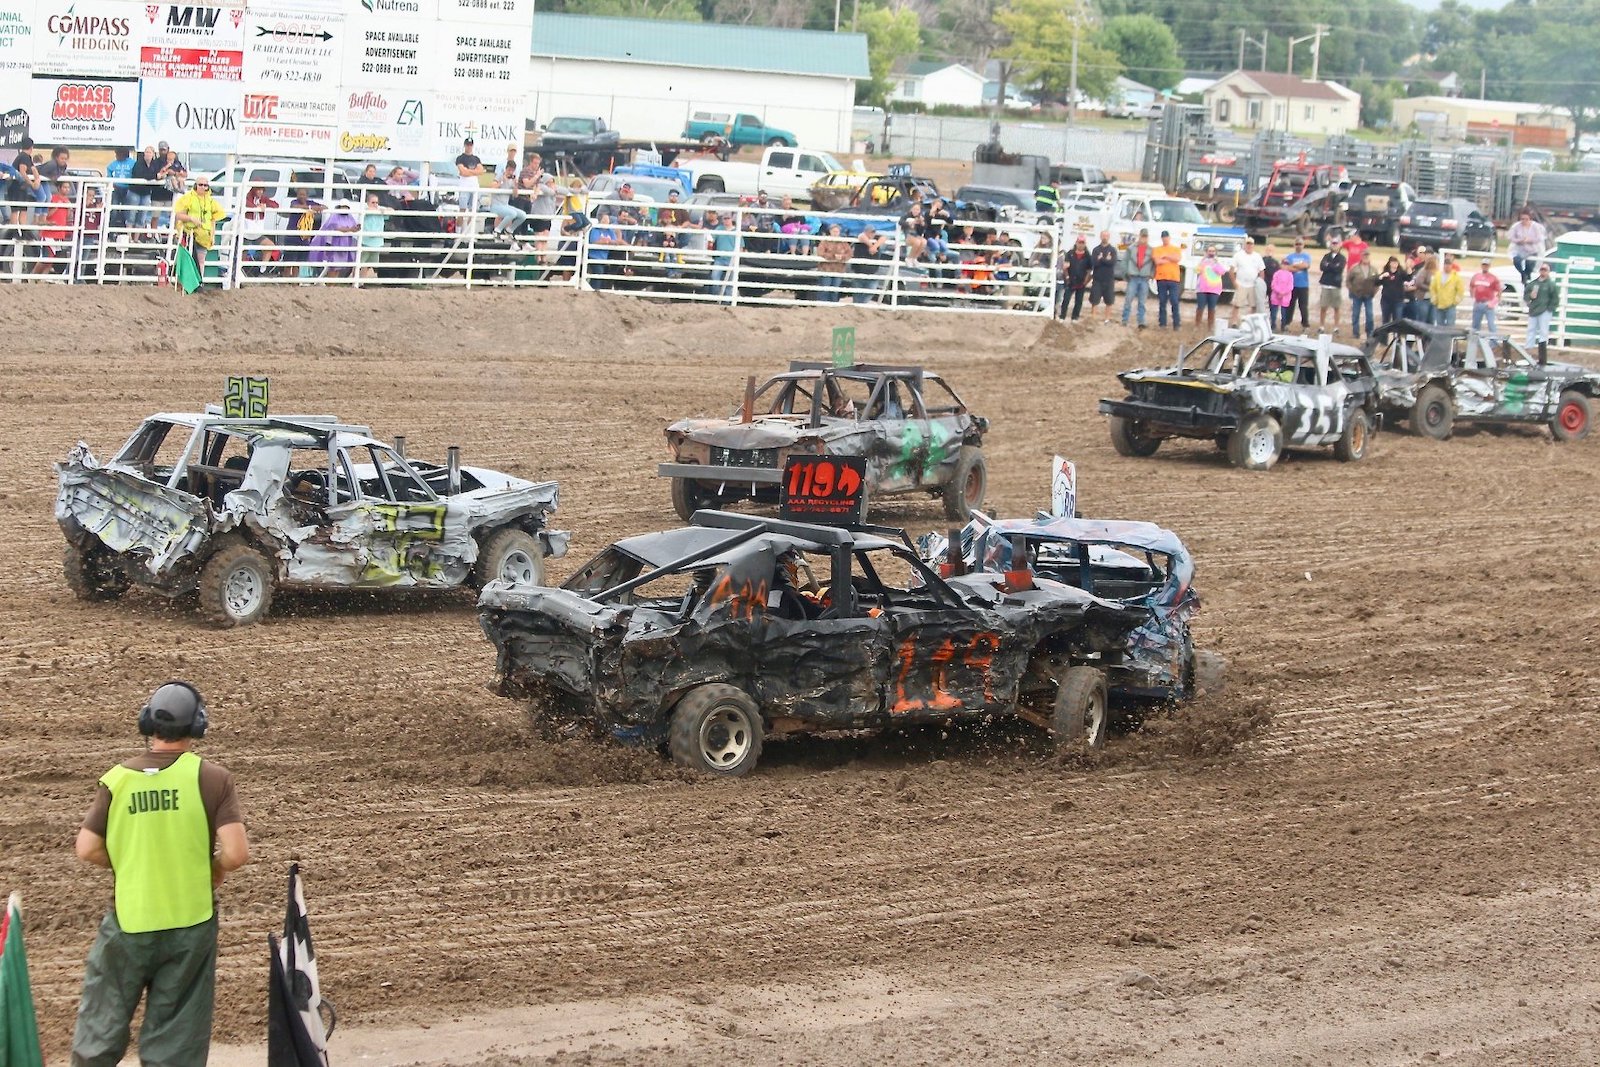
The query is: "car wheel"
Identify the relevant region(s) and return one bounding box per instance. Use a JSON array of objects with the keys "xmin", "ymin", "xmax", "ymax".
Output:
[
  {"xmin": 941, "ymin": 446, "xmax": 987, "ymax": 521},
  {"xmin": 767, "ymin": 137, "xmax": 787, "ymax": 147},
  {"xmin": 1051, "ymin": 666, "xmax": 1109, "ymax": 751},
  {"xmin": 1334, "ymin": 409, "xmax": 1372, "ymax": 462},
  {"xmin": 1227, "ymin": 414, "xmax": 1282, "ymax": 471},
  {"xmin": 197, "ymin": 540, "xmax": 274, "ymax": 627},
  {"xmin": 695, "ymin": 177, "xmax": 725, "ymax": 194},
  {"xmin": 1411, "ymin": 383, "xmax": 1454, "ymax": 440},
  {"xmin": 670, "ymin": 476, "xmax": 707, "ymax": 522},
  {"xmin": 1552, "ymin": 389, "xmax": 1592, "ymax": 442},
  {"xmin": 476, "ymin": 528, "xmax": 547, "ymax": 587},
  {"xmin": 669, "ymin": 684, "xmax": 764, "ymax": 777},
  {"xmin": 699, "ymin": 133, "xmax": 719, "ymax": 147},
  {"xmin": 1385, "ymin": 222, "xmax": 1400, "ymax": 247},
  {"xmin": 64, "ymin": 542, "xmax": 128, "ymax": 602},
  {"xmin": 1108, "ymin": 415, "xmax": 1162, "ymax": 457}
]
